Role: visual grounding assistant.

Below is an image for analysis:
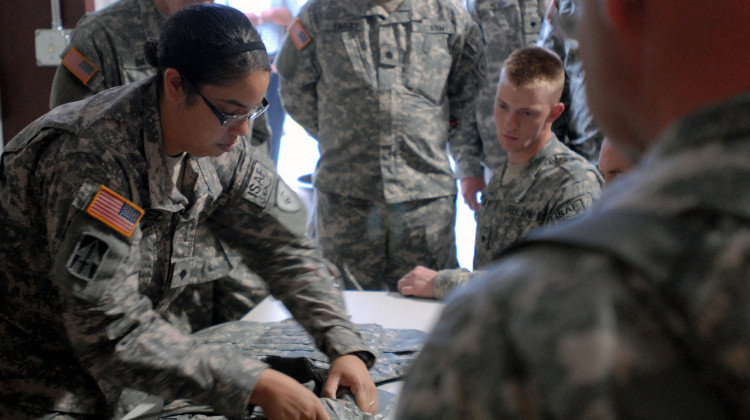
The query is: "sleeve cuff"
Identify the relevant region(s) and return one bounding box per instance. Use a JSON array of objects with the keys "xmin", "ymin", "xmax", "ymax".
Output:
[
  {"xmin": 434, "ymin": 268, "xmax": 472, "ymax": 300},
  {"xmin": 322, "ymin": 326, "xmax": 375, "ymax": 368}
]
